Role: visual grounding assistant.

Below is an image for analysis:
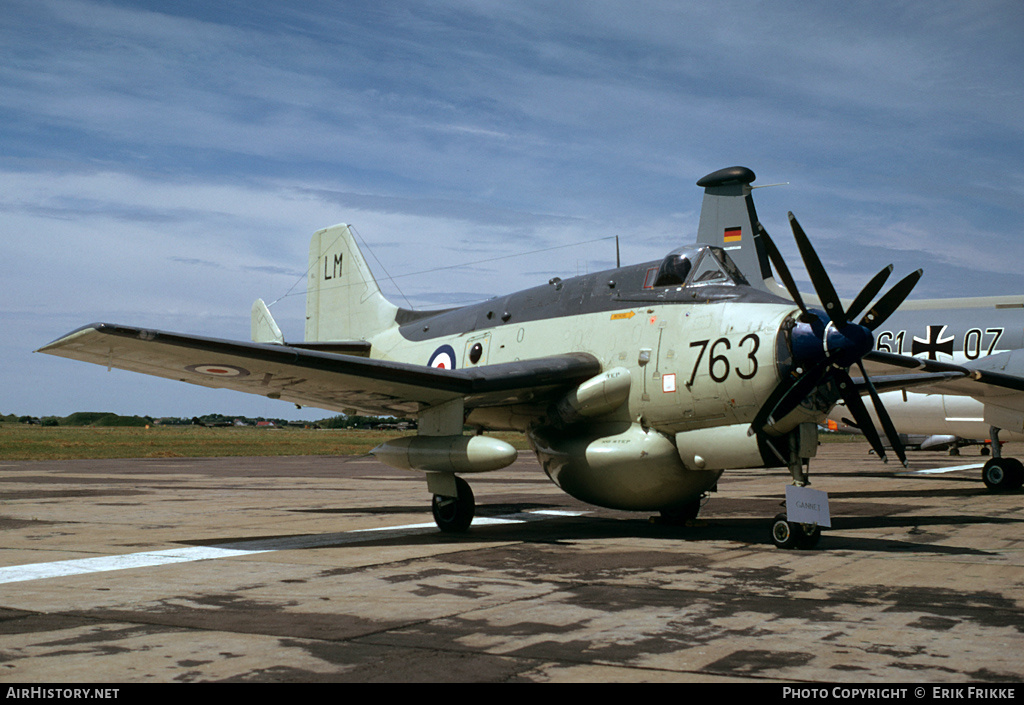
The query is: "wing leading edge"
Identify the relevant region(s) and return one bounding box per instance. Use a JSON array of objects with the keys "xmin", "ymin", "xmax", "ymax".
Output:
[
  {"xmin": 865, "ymin": 350, "xmax": 1024, "ymax": 397},
  {"xmin": 37, "ymin": 323, "xmax": 602, "ymax": 417}
]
